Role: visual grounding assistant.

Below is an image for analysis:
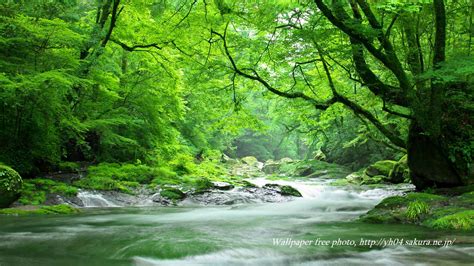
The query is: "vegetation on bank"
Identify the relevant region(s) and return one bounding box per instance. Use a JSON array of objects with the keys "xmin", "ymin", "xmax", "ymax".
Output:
[
  {"xmin": 360, "ymin": 189, "xmax": 474, "ymax": 231},
  {"xmin": 0, "ymin": 204, "xmax": 79, "ymax": 216}
]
